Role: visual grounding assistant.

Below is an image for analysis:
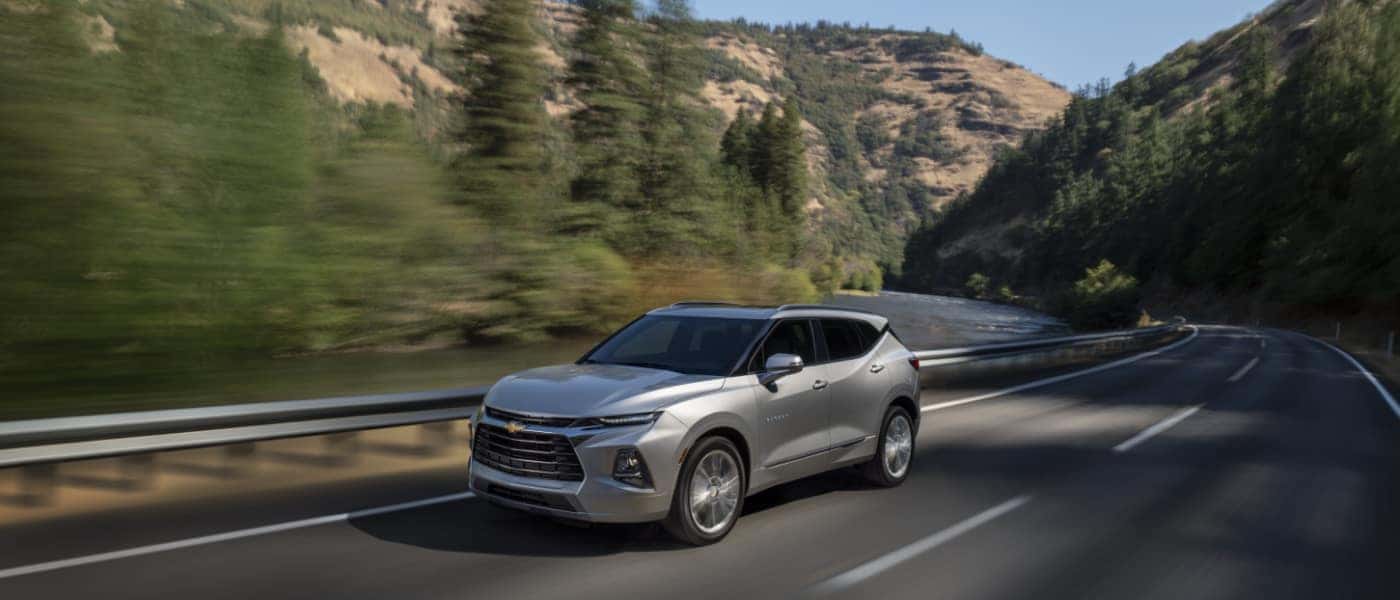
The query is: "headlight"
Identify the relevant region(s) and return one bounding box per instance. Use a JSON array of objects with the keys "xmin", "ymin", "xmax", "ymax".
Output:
[
  {"xmin": 579, "ymin": 412, "xmax": 661, "ymax": 428},
  {"xmin": 613, "ymin": 448, "xmax": 652, "ymax": 488}
]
